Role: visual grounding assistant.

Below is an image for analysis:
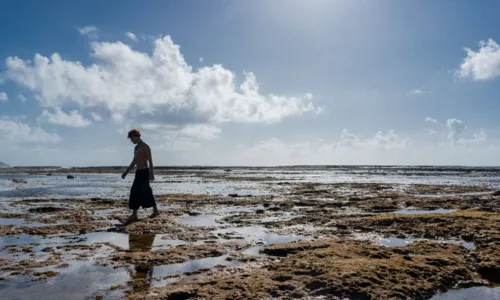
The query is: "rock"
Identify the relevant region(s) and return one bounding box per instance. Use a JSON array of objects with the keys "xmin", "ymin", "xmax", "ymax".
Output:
[
  {"xmin": 492, "ymin": 191, "xmax": 500, "ymax": 196},
  {"xmin": 28, "ymin": 207, "xmax": 66, "ymax": 213},
  {"xmin": 67, "ymin": 175, "xmax": 75, "ymax": 179},
  {"xmin": 228, "ymin": 193, "xmax": 238, "ymax": 197},
  {"xmin": 375, "ymin": 186, "xmax": 392, "ymax": 190},
  {"xmin": 12, "ymin": 179, "xmax": 27, "ymax": 184}
]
